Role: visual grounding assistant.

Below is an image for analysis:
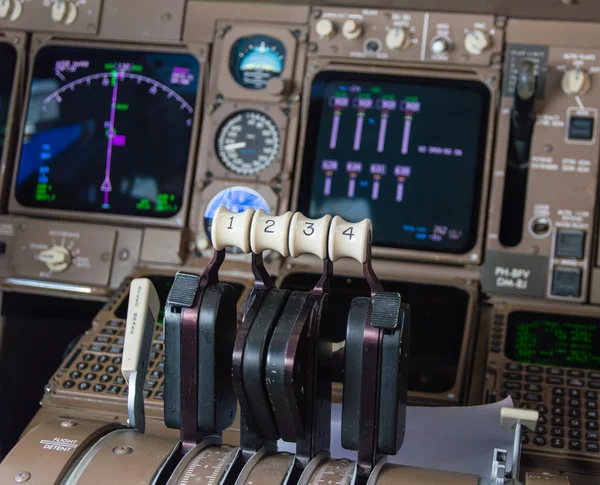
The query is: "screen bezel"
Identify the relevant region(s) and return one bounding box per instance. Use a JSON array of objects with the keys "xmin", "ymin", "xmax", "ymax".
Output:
[
  {"xmin": 0, "ymin": 32, "xmax": 26, "ymax": 212},
  {"xmin": 8, "ymin": 36, "xmax": 206, "ymax": 228},
  {"xmin": 291, "ymin": 63, "xmax": 497, "ymax": 266}
]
